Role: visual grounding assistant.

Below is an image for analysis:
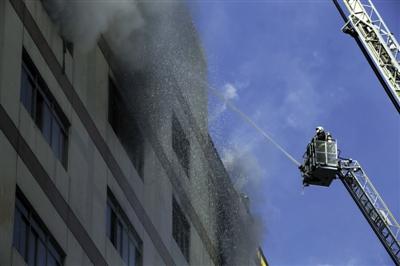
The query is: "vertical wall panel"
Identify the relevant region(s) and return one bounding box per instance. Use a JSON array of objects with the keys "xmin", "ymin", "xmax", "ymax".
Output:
[{"xmin": 0, "ymin": 131, "xmax": 18, "ymax": 266}]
